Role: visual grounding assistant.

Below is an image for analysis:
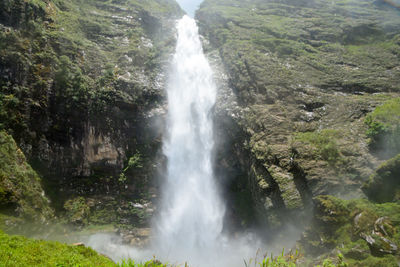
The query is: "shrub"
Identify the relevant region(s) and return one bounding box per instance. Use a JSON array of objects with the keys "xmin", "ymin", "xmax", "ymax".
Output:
[
  {"xmin": 119, "ymin": 152, "xmax": 143, "ymax": 183},
  {"xmin": 0, "ymin": 131, "xmax": 53, "ymax": 220},
  {"xmin": 63, "ymin": 196, "xmax": 90, "ymax": 225},
  {"xmin": 365, "ymin": 98, "xmax": 400, "ymax": 158},
  {"xmin": 293, "ymin": 129, "xmax": 343, "ymax": 165},
  {"xmin": 362, "ymin": 154, "xmax": 400, "ymax": 203}
]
